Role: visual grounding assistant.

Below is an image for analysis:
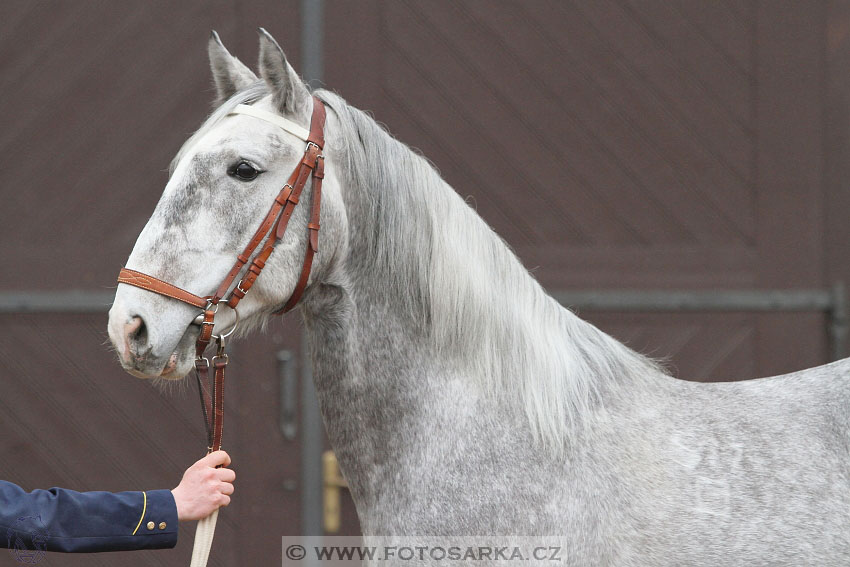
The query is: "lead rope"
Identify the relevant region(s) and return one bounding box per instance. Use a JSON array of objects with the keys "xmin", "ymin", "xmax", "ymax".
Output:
[
  {"xmin": 190, "ymin": 506, "xmax": 218, "ymax": 567},
  {"xmin": 189, "ymin": 302, "xmax": 228, "ymax": 567},
  {"xmin": 190, "ymin": 335, "xmax": 228, "ymax": 567}
]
